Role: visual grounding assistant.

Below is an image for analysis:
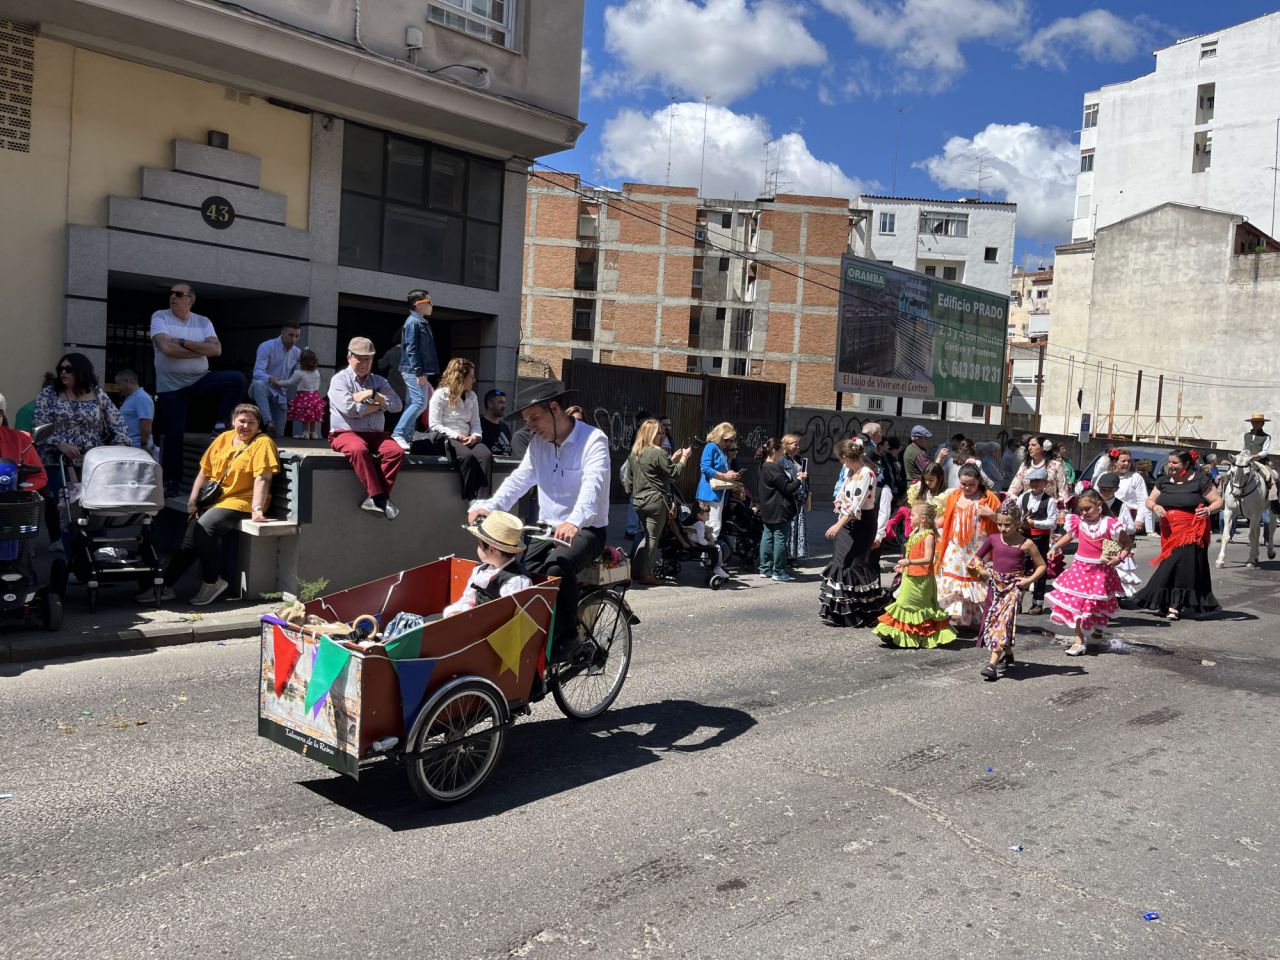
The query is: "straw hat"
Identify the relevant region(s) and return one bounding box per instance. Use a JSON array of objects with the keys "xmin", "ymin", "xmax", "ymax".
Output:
[
  {"xmin": 465, "ymin": 510, "xmax": 526, "ymax": 554},
  {"xmin": 1246, "ymin": 413, "xmax": 1270, "ymax": 423}
]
